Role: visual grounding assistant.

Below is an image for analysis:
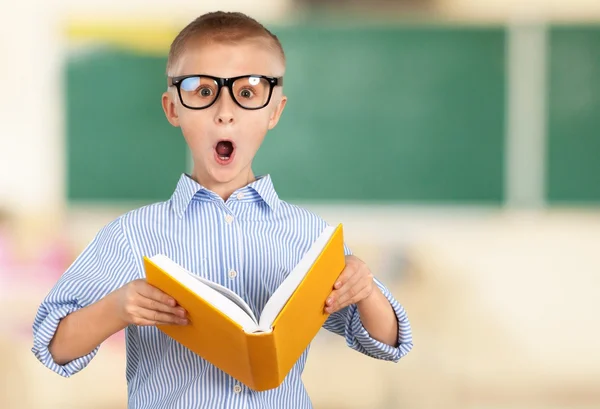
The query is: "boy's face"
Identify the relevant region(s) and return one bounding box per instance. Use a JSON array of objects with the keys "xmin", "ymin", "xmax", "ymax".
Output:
[{"xmin": 162, "ymin": 39, "xmax": 287, "ymax": 191}]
